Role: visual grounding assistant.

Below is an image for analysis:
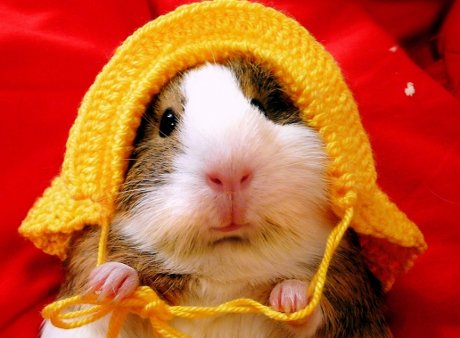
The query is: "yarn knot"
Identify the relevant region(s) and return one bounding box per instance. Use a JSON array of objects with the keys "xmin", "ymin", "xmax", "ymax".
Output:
[
  {"xmin": 137, "ymin": 288, "xmax": 173, "ymax": 322},
  {"xmin": 42, "ymin": 286, "xmax": 183, "ymax": 338}
]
